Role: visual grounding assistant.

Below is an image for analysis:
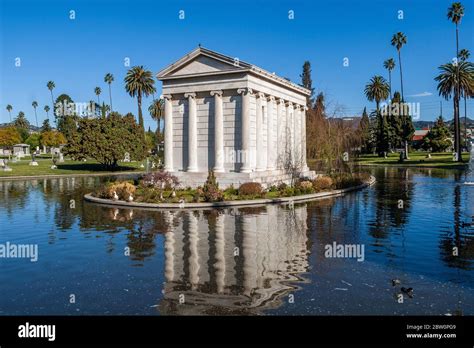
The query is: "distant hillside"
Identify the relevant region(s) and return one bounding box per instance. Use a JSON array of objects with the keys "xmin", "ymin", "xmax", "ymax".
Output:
[
  {"xmin": 0, "ymin": 123, "xmax": 41, "ymax": 132},
  {"xmin": 414, "ymin": 117, "xmax": 474, "ymax": 129}
]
